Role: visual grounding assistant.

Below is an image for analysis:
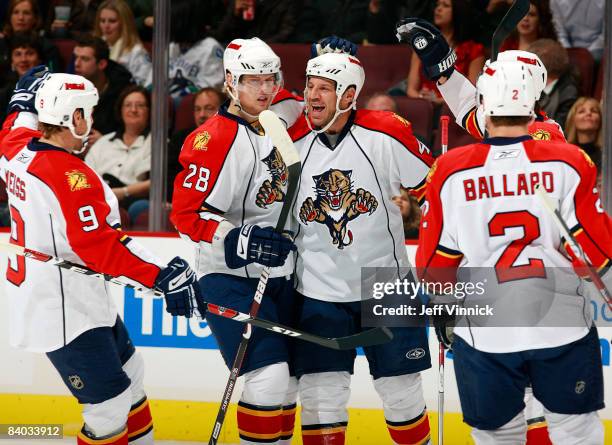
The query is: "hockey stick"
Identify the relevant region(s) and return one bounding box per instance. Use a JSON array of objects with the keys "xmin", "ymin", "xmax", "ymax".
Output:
[
  {"xmin": 0, "ymin": 241, "xmax": 392, "ymax": 349},
  {"xmin": 534, "ymin": 185, "xmax": 612, "ymax": 311},
  {"xmin": 208, "ymin": 110, "xmax": 301, "ymax": 445},
  {"xmin": 440, "ymin": 115, "xmax": 449, "ymax": 155},
  {"xmin": 490, "ymin": 0, "xmax": 530, "ymax": 61}
]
